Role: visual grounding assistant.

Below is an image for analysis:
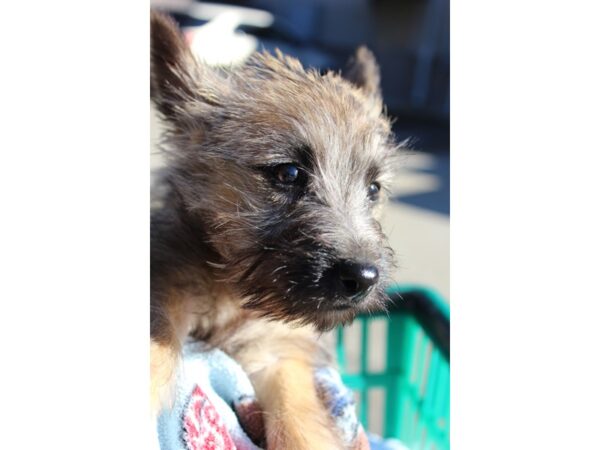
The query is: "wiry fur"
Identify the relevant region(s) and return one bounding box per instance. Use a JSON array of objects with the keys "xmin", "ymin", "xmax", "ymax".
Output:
[{"xmin": 150, "ymin": 10, "xmax": 403, "ymax": 448}]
